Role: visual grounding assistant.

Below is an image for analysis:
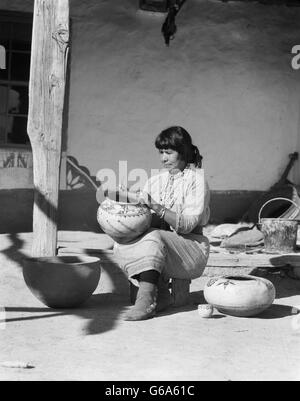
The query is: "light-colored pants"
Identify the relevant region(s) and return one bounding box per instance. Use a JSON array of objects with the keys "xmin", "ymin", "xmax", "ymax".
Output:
[{"xmin": 114, "ymin": 228, "xmax": 210, "ymax": 285}]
